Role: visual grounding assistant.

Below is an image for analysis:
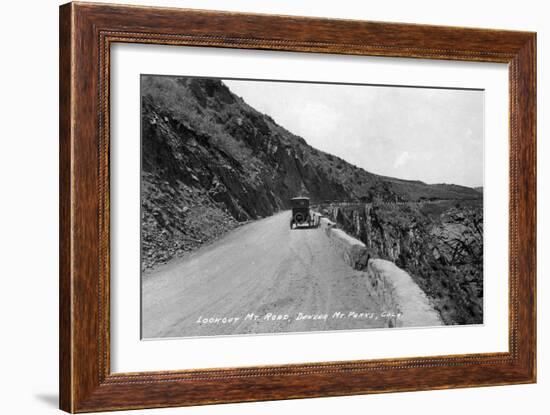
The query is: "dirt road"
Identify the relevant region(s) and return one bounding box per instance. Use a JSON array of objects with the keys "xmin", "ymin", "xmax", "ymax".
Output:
[{"xmin": 142, "ymin": 211, "xmax": 390, "ymax": 338}]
